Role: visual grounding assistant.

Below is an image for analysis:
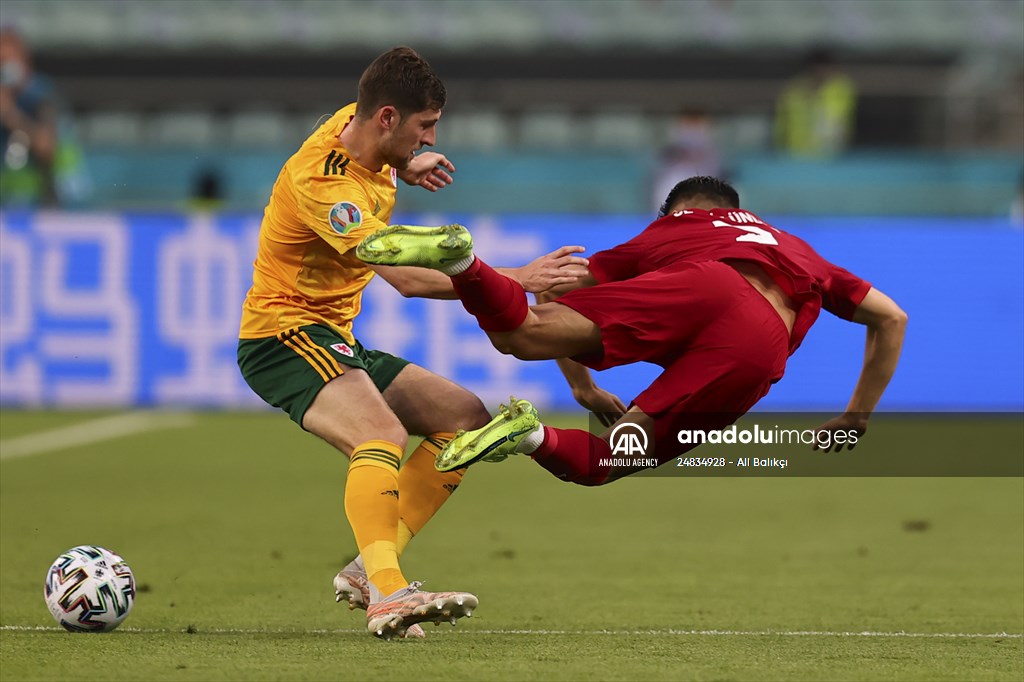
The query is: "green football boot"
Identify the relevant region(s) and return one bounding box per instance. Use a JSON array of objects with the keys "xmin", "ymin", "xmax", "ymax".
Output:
[
  {"xmin": 355, "ymin": 224, "xmax": 473, "ymax": 268},
  {"xmin": 435, "ymin": 397, "xmax": 540, "ymax": 472}
]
